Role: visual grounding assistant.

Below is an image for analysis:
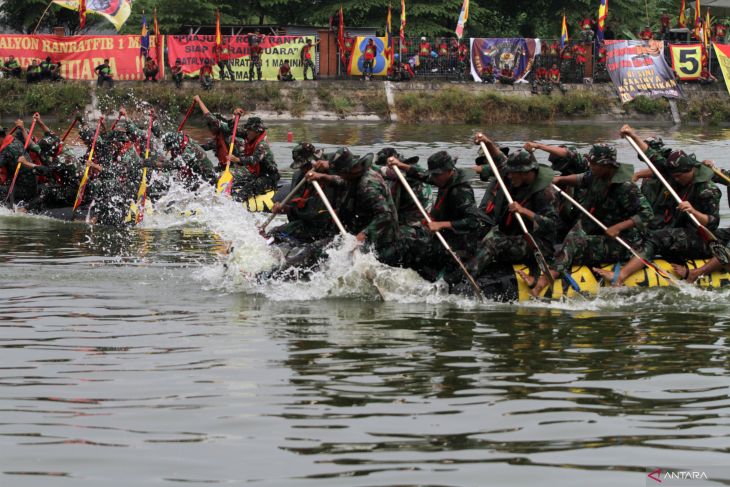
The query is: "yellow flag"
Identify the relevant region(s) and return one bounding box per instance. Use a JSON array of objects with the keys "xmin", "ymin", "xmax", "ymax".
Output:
[{"xmin": 713, "ymin": 43, "xmax": 730, "ymax": 95}]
